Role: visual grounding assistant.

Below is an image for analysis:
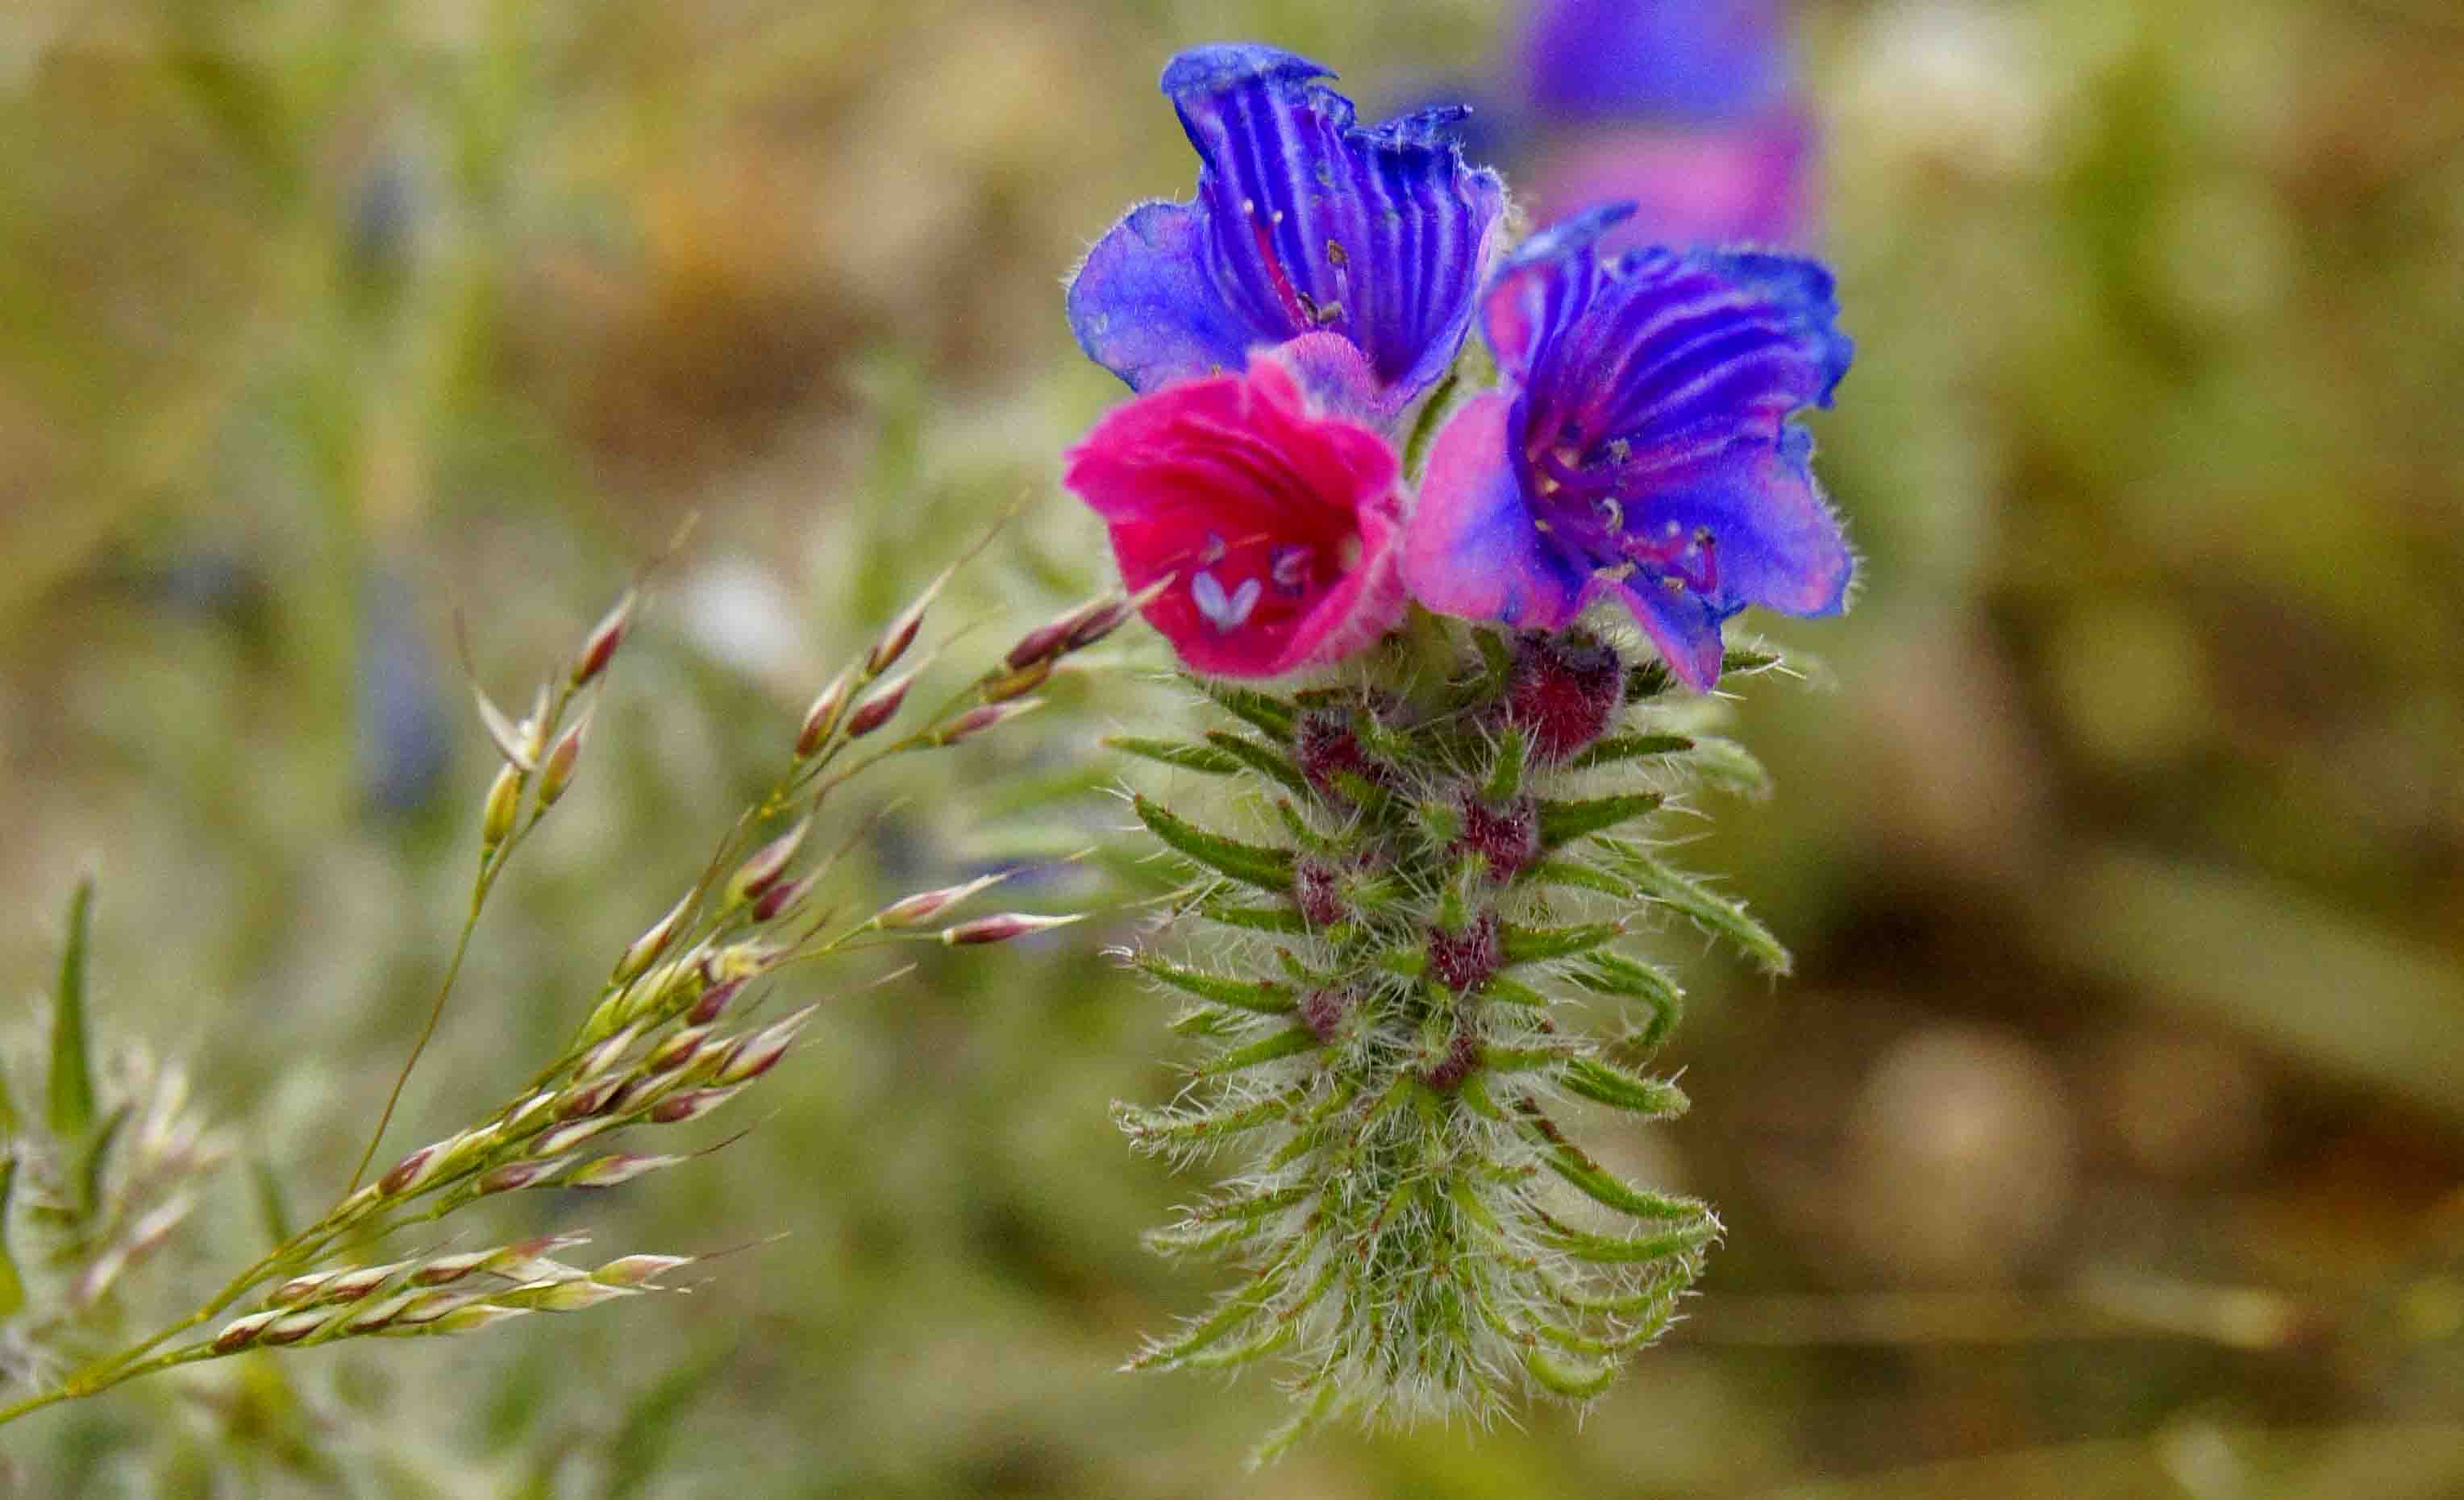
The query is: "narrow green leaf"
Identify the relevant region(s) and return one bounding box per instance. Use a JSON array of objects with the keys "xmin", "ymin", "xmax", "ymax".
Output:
[
  {"xmin": 1129, "ymin": 1273, "xmax": 1284, "ymax": 1369},
  {"xmin": 1484, "ymin": 726, "xmax": 1529, "ymax": 804},
  {"xmin": 1135, "ymin": 796, "xmax": 1295, "ymax": 892},
  {"xmin": 1473, "ymin": 629, "xmax": 1513, "ymax": 687},
  {"xmin": 1198, "ymin": 683, "xmax": 1298, "ymax": 743},
  {"xmin": 1525, "ymin": 1348, "xmax": 1617, "ymax": 1398},
  {"xmin": 1201, "ymin": 900, "xmax": 1311, "ymax": 935},
  {"xmin": 1197, "ymin": 1026, "xmax": 1321, "ymax": 1077},
  {"xmin": 1169, "ymin": 1006, "xmax": 1245, "ymax": 1037},
  {"xmin": 1596, "ymin": 838, "xmax": 1790, "ymax": 974},
  {"xmin": 0, "ymin": 1157, "xmax": 24, "ymax": 1319},
  {"xmin": 1500, "ymin": 920, "xmax": 1625, "ymax": 966},
  {"xmin": 1530, "ymin": 859, "xmax": 1634, "ymax": 899},
  {"xmin": 1564, "ymin": 733, "xmax": 1694, "ymax": 773},
  {"xmin": 1560, "ymin": 1057, "xmax": 1691, "ymax": 1118},
  {"xmin": 1104, "ymin": 736, "xmax": 1244, "ymax": 776},
  {"xmin": 1480, "ymin": 974, "xmax": 1550, "ymax": 1008},
  {"xmin": 49, "ymin": 876, "xmax": 97, "ymax": 1138},
  {"xmin": 1569, "ymin": 953, "xmax": 1685, "ymax": 1053},
  {"xmin": 1679, "ymin": 734, "xmax": 1773, "ymax": 798},
  {"xmin": 1542, "ymin": 1151, "xmax": 1713, "ymax": 1225},
  {"xmin": 1629, "ymin": 645, "xmax": 1783, "ymax": 700},
  {"xmin": 1114, "ymin": 1095, "xmax": 1288, "ymax": 1147},
  {"xmin": 1542, "ymin": 1220, "xmax": 1718, "ymax": 1265},
  {"xmin": 1204, "ymin": 731, "xmax": 1311, "ymax": 796},
  {"xmin": 1135, "ymin": 958, "xmax": 1296, "ymax": 1015},
  {"xmin": 81, "ymin": 1103, "xmax": 131, "ymax": 1217},
  {"xmin": 1483, "ymin": 1046, "xmax": 1583, "ymax": 1075},
  {"xmin": 1537, "ymin": 792, "xmax": 1663, "ymax": 850}
]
